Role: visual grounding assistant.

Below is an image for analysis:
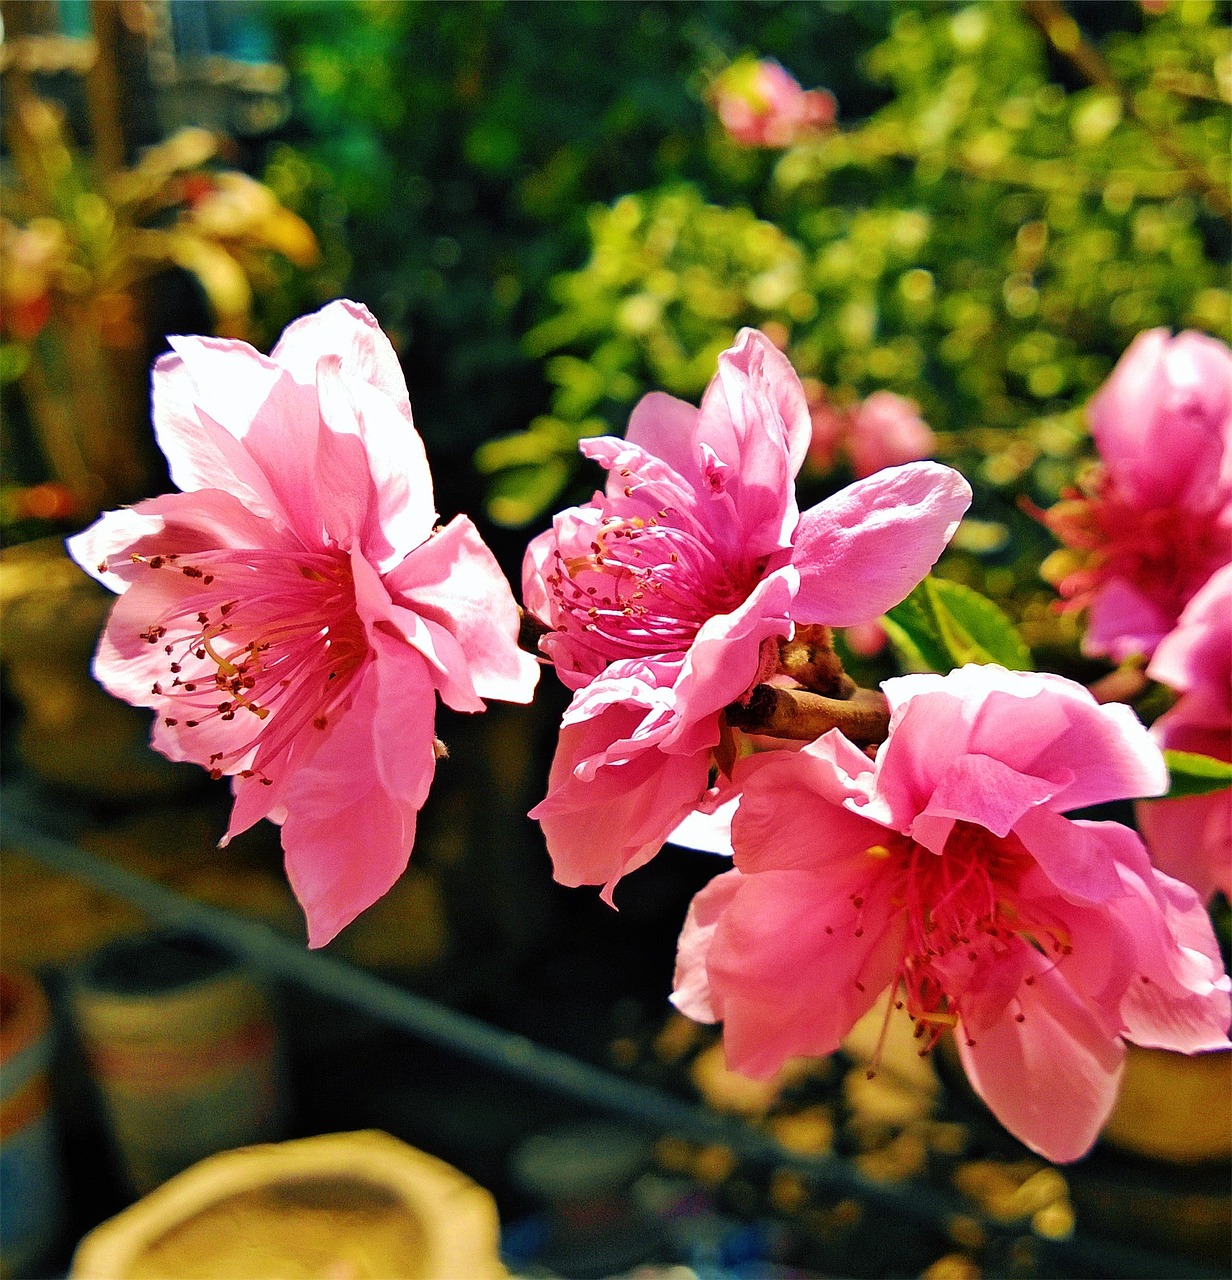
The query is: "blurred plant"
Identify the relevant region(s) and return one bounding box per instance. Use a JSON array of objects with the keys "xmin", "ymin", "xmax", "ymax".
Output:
[
  {"xmin": 479, "ymin": 0, "xmax": 1230, "ymax": 656},
  {"xmin": 0, "ymin": 87, "xmax": 318, "ymax": 525},
  {"xmin": 257, "ymin": 0, "xmax": 892, "ymax": 521}
]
